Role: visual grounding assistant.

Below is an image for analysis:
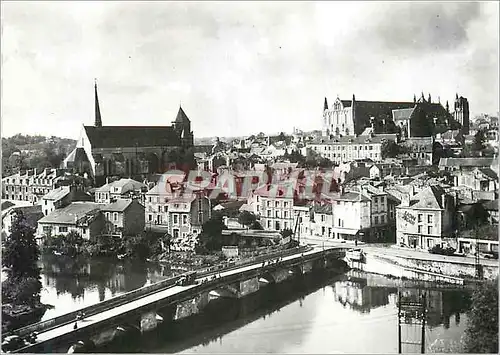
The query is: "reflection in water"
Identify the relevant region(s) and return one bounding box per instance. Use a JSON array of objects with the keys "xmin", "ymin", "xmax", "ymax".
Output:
[
  {"xmin": 332, "ymin": 272, "xmax": 471, "ymax": 329},
  {"xmin": 39, "ymin": 254, "xmax": 172, "ymax": 320},
  {"xmin": 141, "ymin": 271, "xmax": 472, "ymax": 354}
]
